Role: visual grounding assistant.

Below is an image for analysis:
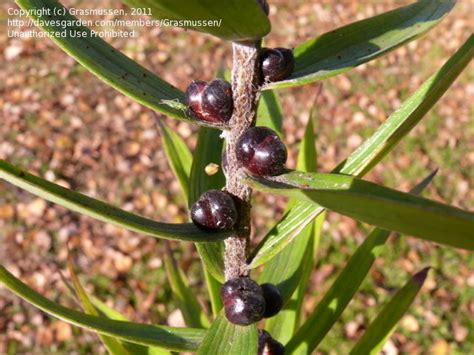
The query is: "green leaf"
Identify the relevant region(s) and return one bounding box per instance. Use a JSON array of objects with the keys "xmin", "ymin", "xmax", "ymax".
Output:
[
  {"xmin": 90, "ymin": 298, "xmax": 129, "ymax": 322},
  {"xmin": 289, "ymin": 229, "xmax": 392, "ymax": 355},
  {"xmin": 122, "ymin": 0, "xmax": 270, "ymax": 41},
  {"xmin": 157, "ymin": 122, "xmax": 214, "ymax": 326},
  {"xmin": 16, "ymin": 0, "xmax": 192, "ymax": 122},
  {"xmin": 249, "ymin": 201, "xmax": 323, "ymax": 268},
  {"xmin": 197, "ymin": 313, "xmax": 257, "ymax": 355},
  {"xmin": 261, "ymin": 114, "xmax": 321, "ymax": 343},
  {"xmin": 256, "ymin": 90, "xmax": 284, "ymax": 135},
  {"xmin": 284, "ymin": 171, "xmax": 435, "ymax": 354},
  {"xmin": 203, "ymin": 268, "xmax": 223, "ymax": 317},
  {"xmin": 188, "ymin": 127, "xmax": 227, "ymax": 282},
  {"xmin": 0, "ymin": 159, "xmax": 230, "ymax": 242},
  {"xmin": 264, "ymin": 0, "xmax": 456, "ymax": 90},
  {"xmin": 258, "ymin": 220, "xmax": 314, "ymax": 304},
  {"xmin": 188, "ymin": 128, "xmax": 226, "ymax": 207},
  {"xmin": 157, "ymin": 119, "xmax": 193, "ymax": 202},
  {"xmin": 245, "ymin": 170, "xmax": 474, "ymax": 250},
  {"xmin": 67, "ymin": 254, "xmax": 130, "ymax": 355},
  {"xmin": 0, "ymin": 265, "xmax": 205, "ymax": 351},
  {"xmin": 335, "ymin": 34, "xmax": 474, "ymax": 176},
  {"xmin": 257, "ymin": 114, "xmax": 319, "ymax": 304},
  {"xmin": 163, "ymin": 243, "xmax": 210, "ymax": 328},
  {"xmin": 88, "ymin": 298, "xmax": 171, "ymax": 355},
  {"xmin": 296, "ymin": 113, "xmax": 317, "ymax": 172},
  {"xmin": 264, "ymin": 212, "xmax": 324, "ymax": 345},
  {"xmin": 250, "ymin": 34, "xmax": 474, "ymax": 267},
  {"xmin": 350, "ymin": 268, "xmax": 430, "ymax": 355},
  {"xmin": 157, "ymin": 113, "xmax": 224, "ymax": 312}
]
